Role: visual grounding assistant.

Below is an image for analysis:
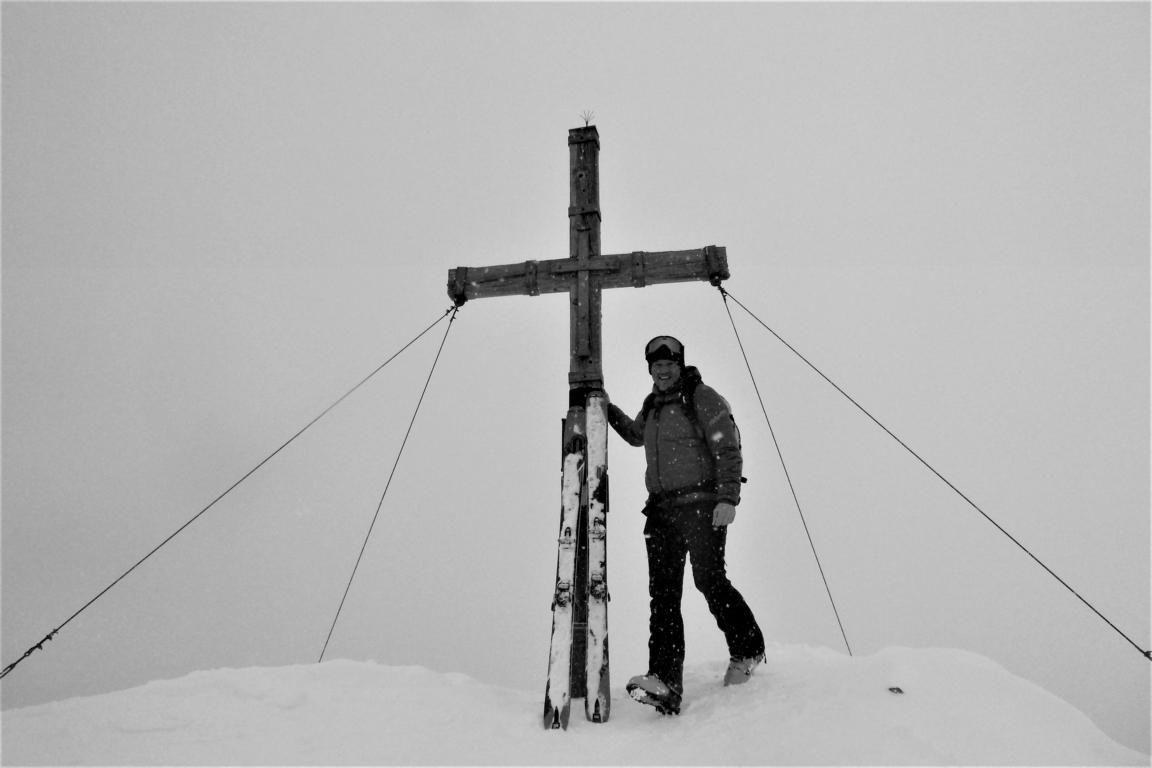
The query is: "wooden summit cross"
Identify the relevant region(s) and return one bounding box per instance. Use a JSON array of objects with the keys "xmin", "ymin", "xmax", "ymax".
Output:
[{"xmin": 446, "ymin": 126, "xmax": 729, "ymax": 729}]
